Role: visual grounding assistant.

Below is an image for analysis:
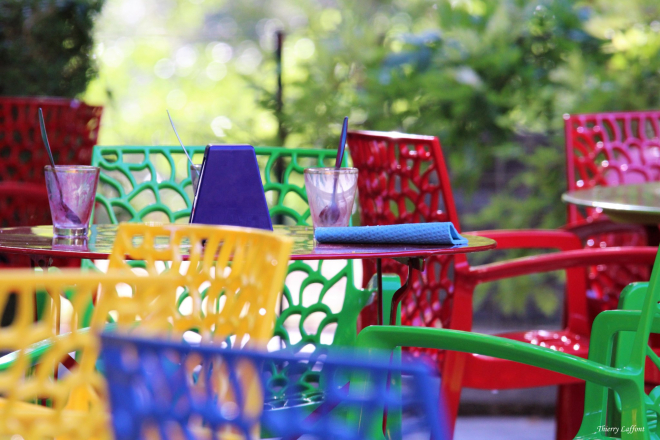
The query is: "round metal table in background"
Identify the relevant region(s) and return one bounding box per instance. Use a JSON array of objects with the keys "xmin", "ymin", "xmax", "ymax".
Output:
[
  {"xmin": 563, "ymin": 182, "xmax": 660, "ymax": 245},
  {"xmin": 563, "ymin": 182, "xmax": 660, "ymax": 225}
]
